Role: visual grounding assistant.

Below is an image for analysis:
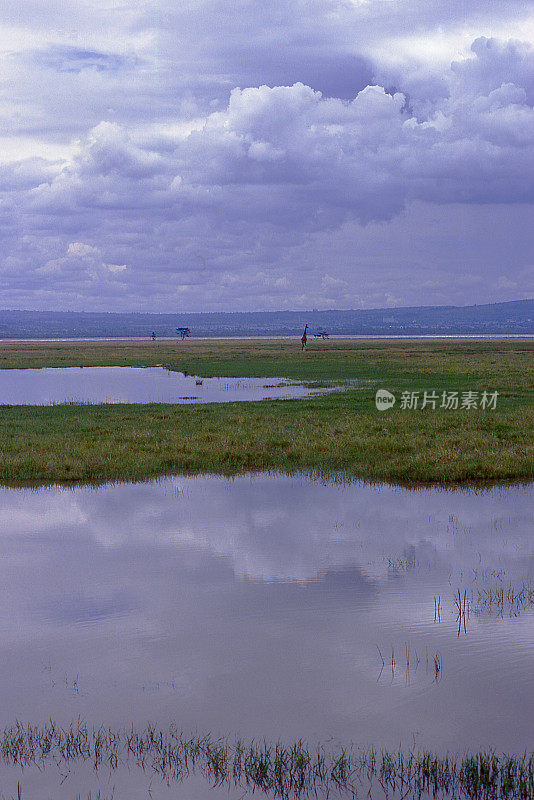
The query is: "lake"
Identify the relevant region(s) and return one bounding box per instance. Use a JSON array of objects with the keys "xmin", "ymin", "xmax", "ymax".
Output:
[
  {"xmin": 0, "ymin": 367, "xmax": 340, "ymax": 405},
  {"xmin": 0, "ymin": 475, "xmax": 532, "ymax": 798}
]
